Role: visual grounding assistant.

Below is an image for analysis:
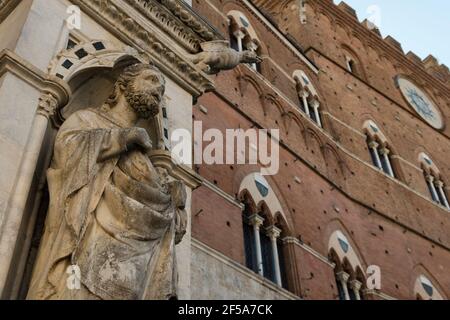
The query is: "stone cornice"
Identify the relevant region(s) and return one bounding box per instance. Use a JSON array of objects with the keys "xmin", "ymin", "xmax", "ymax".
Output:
[
  {"xmin": 124, "ymin": 0, "xmax": 221, "ymax": 54},
  {"xmin": 0, "ymin": 0, "xmax": 20, "ymax": 23},
  {"xmin": 70, "ymin": 0, "xmax": 216, "ymax": 96}
]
